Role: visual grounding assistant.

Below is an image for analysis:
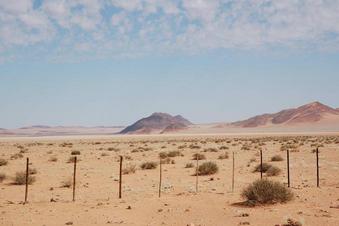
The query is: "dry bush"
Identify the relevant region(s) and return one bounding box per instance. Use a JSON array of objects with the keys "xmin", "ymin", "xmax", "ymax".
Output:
[
  {"xmin": 49, "ymin": 156, "xmax": 58, "ymax": 162},
  {"xmin": 218, "ymin": 152, "xmax": 229, "ymax": 160},
  {"xmin": 159, "ymin": 151, "xmax": 168, "ymax": 159},
  {"xmin": 219, "ymin": 146, "xmax": 229, "ymax": 150},
  {"xmin": 107, "ymin": 147, "xmax": 120, "ymax": 152},
  {"xmin": 281, "ymin": 218, "xmax": 303, "ymax": 226},
  {"xmin": 167, "ymin": 151, "xmax": 182, "ymax": 157},
  {"xmin": 0, "ymin": 158, "xmax": 8, "ymax": 166},
  {"xmin": 204, "ymin": 148, "xmax": 218, "ymax": 152},
  {"xmin": 242, "ymin": 179, "xmax": 293, "ymax": 205},
  {"xmin": 189, "ymin": 144, "xmax": 201, "ymax": 149},
  {"xmin": 266, "ymin": 166, "xmax": 281, "ymax": 176},
  {"xmin": 60, "ymin": 178, "xmax": 72, "ymax": 188},
  {"xmin": 28, "ymin": 168, "xmax": 37, "ymax": 175},
  {"xmin": 67, "ymin": 156, "xmax": 80, "ymax": 163},
  {"xmin": 253, "ymin": 163, "xmax": 273, "ymax": 173},
  {"xmin": 196, "ymin": 162, "xmax": 218, "ymax": 175},
  {"xmin": 0, "ymin": 173, "xmax": 6, "ymax": 182},
  {"xmin": 192, "ymin": 153, "xmax": 206, "ymax": 160},
  {"xmin": 13, "ymin": 171, "xmax": 36, "ymax": 185},
  {"xmin": 185, "ymin": 162, "xmax": 194, "ymax": 168},
  {"xmin": 10, "ymin": 153, "xmax": 23, "ymax": 160},
  {"xmin": 122, "ymin": 164, "xmax": 136, "ymax": 174},
  {"xmin": 101, "ymin": 152, "xmax": 109, "ymax": 157},
  {"xmin": 71, "ymin": 150, "xmax": 81, "ymax": 155},
  {"xmin": 271, "ymin": 155, "xmax": 283, "ymax": 162},
  {"xmin": 161, "ymin": 157, "xmax": 175, "ymax": 164},
  {"xmin": 140, "ymin": 161, "xmax": 158, "ymax": 170}
]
